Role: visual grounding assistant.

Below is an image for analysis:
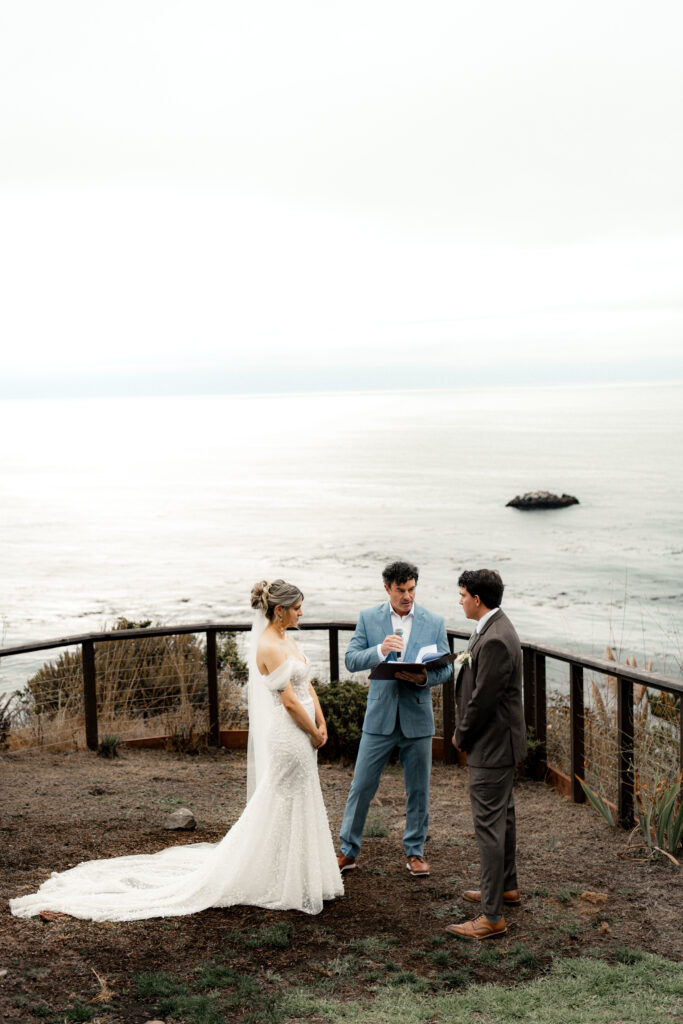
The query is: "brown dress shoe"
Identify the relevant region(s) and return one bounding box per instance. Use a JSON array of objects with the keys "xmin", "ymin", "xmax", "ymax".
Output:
[
  {"xmin": 337, "ymin": 853, "xmax": 356, "ymax": 872},
  {"xmin": 445, "ymin": 913, "xmax": 507, "ymax": 940},
  {"xmin": 463, "ymin": 888, "xmax": 521, "ymax": 905},
  {"xmin": 406, "ymin": 855, "xmax": 430, "ymax": 876}
]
